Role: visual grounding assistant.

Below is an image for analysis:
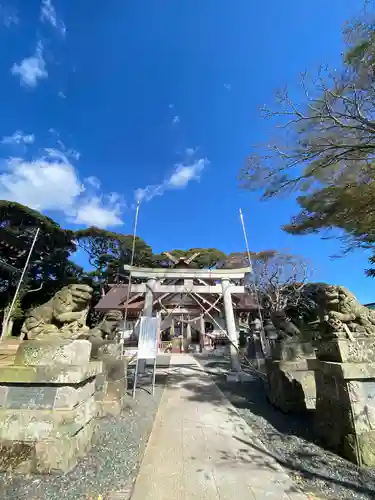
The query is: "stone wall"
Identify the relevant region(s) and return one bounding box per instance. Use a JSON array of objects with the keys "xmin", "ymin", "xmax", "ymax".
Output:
[
  {"xmin": 0, "ymin": 339, "xmax": 102, "ymax": 473},
  {"xmin": 312, "ymin": 337, "xmax": 375, "ymax": 466},
  {"xmin": 94, "ymin": 342, "xmax": 129, "ymax": 417},
  {"xmin": 266, "ymin": 338, "xmax": 316, "ymax": 413}
]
